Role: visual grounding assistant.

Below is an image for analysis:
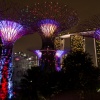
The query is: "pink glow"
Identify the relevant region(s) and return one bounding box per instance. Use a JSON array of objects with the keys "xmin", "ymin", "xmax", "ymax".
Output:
[
  {"xmin": 40, "ymin": 23, "xmax": 57, "ymax": 37},
  {"xmin": 0, "ymin": 20, "xmax": 23, "ymax": 45}
]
